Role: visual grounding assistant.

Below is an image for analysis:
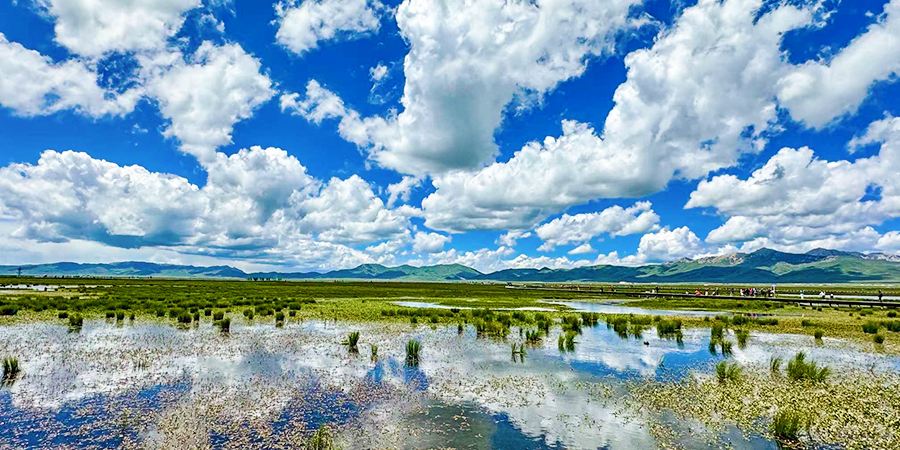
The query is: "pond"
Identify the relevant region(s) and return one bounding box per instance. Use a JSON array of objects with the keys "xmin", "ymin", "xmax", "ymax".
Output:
[{"xmin": 0, "ymin": 318, "xmax": 896, "ymax": 449}]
